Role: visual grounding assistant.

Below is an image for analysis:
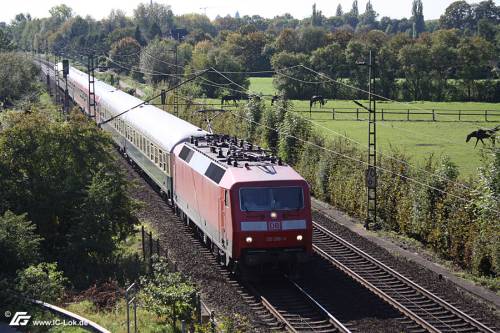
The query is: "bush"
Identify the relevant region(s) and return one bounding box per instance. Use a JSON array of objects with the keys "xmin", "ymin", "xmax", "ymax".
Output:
[
  {"xmin": 0, "ymin": 52, "xmax": 40, "ymax": 106},
  {"xmin": 16, "ymin": 262, "xmax": 67, "ymax": 303},
  {"xmin": 140, "ymin": 258, "xmax": 197, "ymax": 327},
  {"xmin": 0, "ymin": 211, "xmax": 42, "ymax": 277}
]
